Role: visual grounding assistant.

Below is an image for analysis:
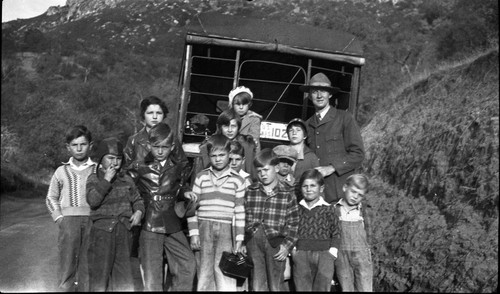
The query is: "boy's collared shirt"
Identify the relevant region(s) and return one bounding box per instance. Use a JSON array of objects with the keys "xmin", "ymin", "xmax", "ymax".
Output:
[
  {"xmin": 64, "ymin": 157, "xmax": 97, "ymax": 171},
  {"xmin": 238, "ymin": 169, "xmax": 252, "ymax": 188},
  {"xmin": 245, "ymin": 180, "xmax": 299, "ymax": 251},
  {"xmin": 299, "ymin": 196, "xmax": 330, "ymax": 210},
  {"xmin": 335, "ymin": 198, "xmax": 363, "ymax": 222}
]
